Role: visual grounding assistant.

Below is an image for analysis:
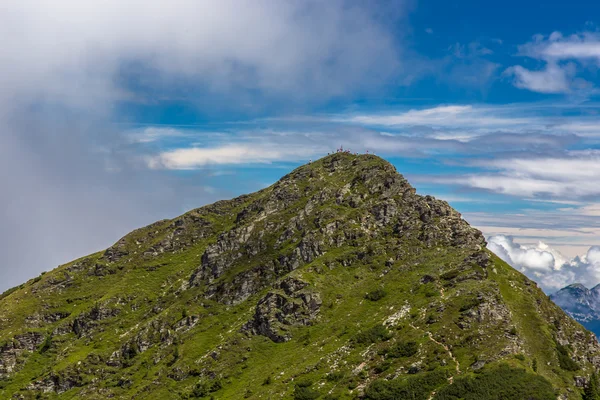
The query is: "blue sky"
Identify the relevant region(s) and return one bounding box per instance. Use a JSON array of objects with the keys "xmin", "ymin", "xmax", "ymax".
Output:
[{"xmin": 3, "ymin": 0, "xmax": 600, "ymax": 293}]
